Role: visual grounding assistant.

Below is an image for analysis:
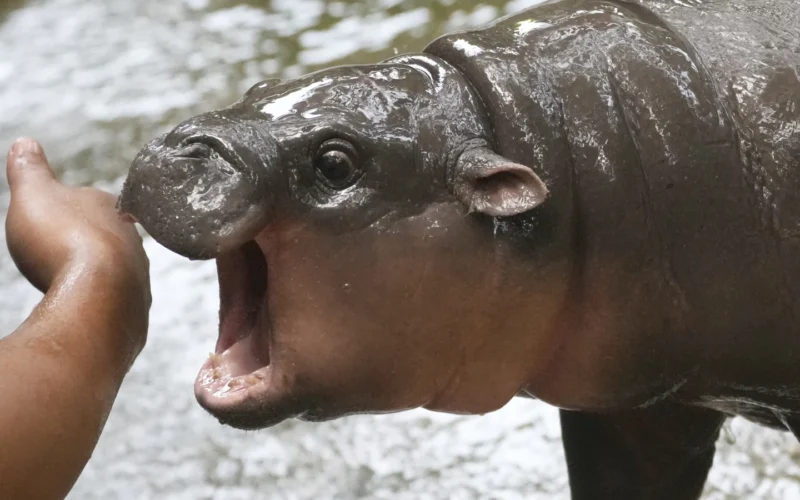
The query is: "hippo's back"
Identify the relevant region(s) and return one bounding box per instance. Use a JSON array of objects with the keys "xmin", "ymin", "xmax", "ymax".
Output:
[
  {"xmin": 638, "ymin": 0, "xmax": 800, "ymax": 237},
  {"xmin": 637, "ymin": 0, "xmax": 799, "ymax": 95},
  {"xmin": 427, "ymin": 0, "xmax": 800, "ymax": 234}
]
